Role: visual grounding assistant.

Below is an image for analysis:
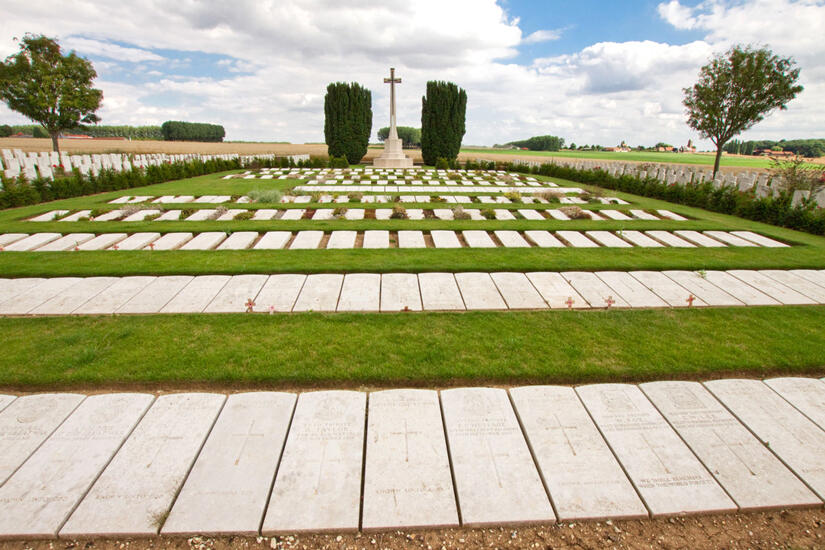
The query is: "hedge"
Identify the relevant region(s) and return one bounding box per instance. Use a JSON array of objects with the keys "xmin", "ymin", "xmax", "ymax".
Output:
[{"xmin": 160, "ymin": 121, "xmax": 226, "ymax": 142}]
